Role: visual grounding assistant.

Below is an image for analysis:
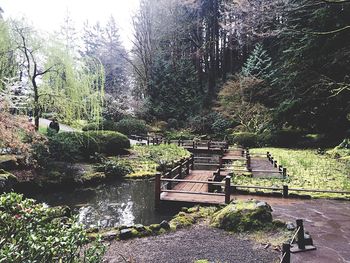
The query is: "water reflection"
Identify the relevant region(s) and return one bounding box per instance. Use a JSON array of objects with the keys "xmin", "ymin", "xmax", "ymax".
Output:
[{"xmin": 28, "ymin": 179, "xmax": 175, "ymax": 228}]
